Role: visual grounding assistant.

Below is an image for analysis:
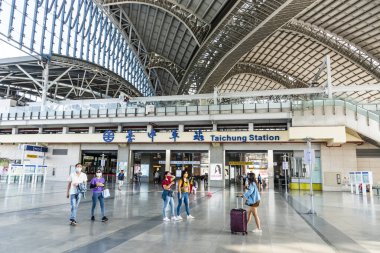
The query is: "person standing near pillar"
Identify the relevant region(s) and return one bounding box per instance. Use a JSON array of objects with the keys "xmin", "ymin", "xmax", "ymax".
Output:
[{"xmin": 176, "ymin": 170, "xmax": 194, "ymax": 220}]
